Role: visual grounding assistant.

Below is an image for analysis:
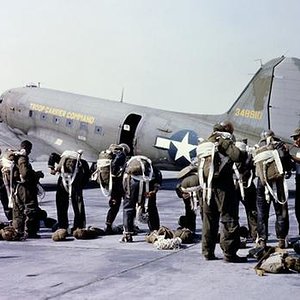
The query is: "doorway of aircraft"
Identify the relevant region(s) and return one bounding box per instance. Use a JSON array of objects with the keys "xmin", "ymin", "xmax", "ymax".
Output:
[{"xmin": 119, "ymin": 113, "xmax": 142, "ymax": 156}]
